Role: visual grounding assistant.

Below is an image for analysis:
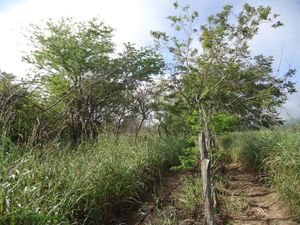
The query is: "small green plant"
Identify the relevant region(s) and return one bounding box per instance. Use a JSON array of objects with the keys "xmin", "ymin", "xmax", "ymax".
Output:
[{"xmin": 170, "ymin": 147, "xmax": 199, "ymax": 172}]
